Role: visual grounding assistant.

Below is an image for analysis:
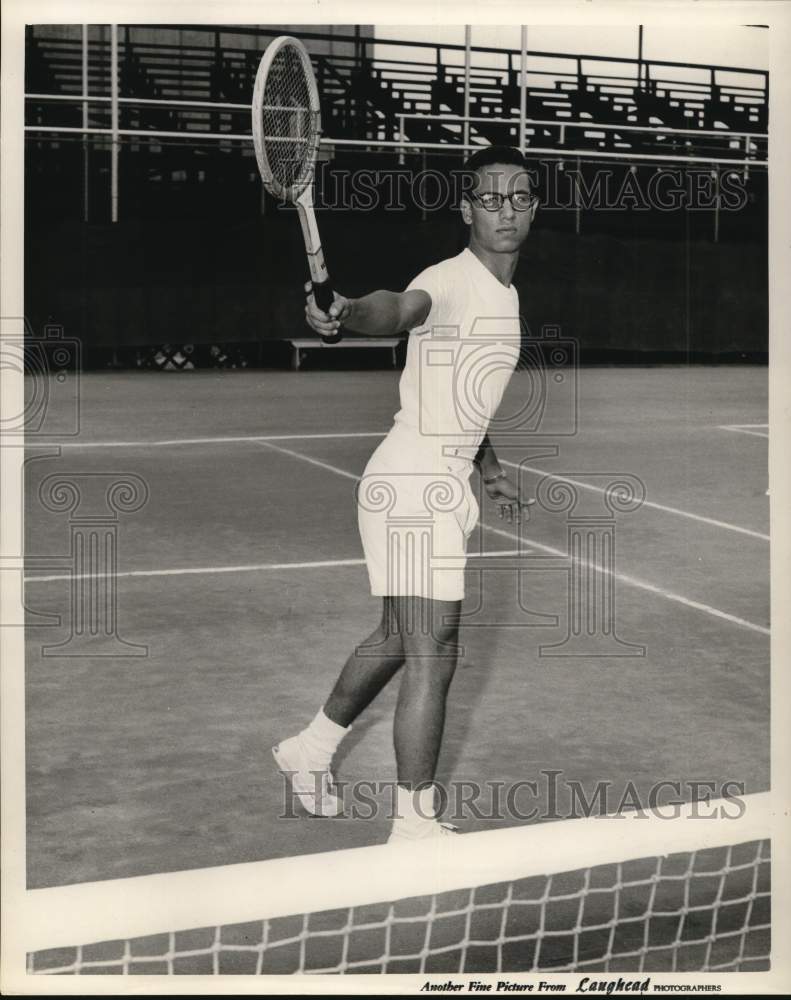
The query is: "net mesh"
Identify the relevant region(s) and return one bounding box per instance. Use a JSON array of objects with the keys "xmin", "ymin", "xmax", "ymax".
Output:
[
  {"xmin": 260, "ymin": 42, "xmax": 317, "ymax": 195},
  {"xmin": 26, "ymin": 837, "xmax": 769, "ymax": 976}
]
